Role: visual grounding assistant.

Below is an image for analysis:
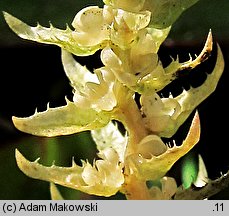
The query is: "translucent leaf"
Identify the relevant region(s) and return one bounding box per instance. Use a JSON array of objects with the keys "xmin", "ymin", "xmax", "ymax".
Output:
[
  {"xmin": 12, "ymin": 99, "xmax": 110, "ymax": 137},
  {"xmin": 181, "ymin": 152, "xmax": 198, "ymax": 189},
  {"xmin": 72, "ymin": 68, "xmax": 117, "ymax": 111},
  {"xmin": 104, "ymin": 0, "xmax": 199, "ymax": 28},
  {"xmin": 149, "ymin": 177, "xmax": 177, "ymax": 200},
  {"xmin": 160, "ymin": 43, "xmax": 224, "ymax": 137},
  {"xmin": 144, "ymin": 44, "xmax": 224, "ymax": 138},
  {"xmin": 16, "ymin": 148, "xmax": 124, "ymax": 197},
  {"xmin": 165, "ymin": 30, "xmax": 213, "ymax": 74},
  {"xmin": 71, "ymin": 6, "xmax": 111, "ymax": 47},
  {"xmin": 138, "ymin": 30, "xmax": 213, "ymax": 93},
  {"xmin": 91, "ymin": 121, "xmax": 128, "ymax": 162},
  {"xmin": 137, "ymin": 135, "xmax": 167, "ymax": 159},
  {"xmin": 194, "ymin": 154, "xmax": 208, "ymax": 187},
  {"xmin": 3, "ymin": 12, "xmax": 102, "ymax": 56},
  {"xmin": 147, "ymin": 26, "xmax": 171, "ymax": 52},
  {"xmin": 61, "ymin": 49, "xmax": 98, "ymax": 92},
  {"xmin": 103, "ymin": 0, "xmax": 146, "ymax": 12},
  {"xmin": 114, "ymin": 9, "xmax": 151, "ymax": 31},
  {"xmin": 127, "ymin": 111, "xmax": 200, "ymax": 181},
  {"xmin": 50, "ymin": 183, "xmax": 64, "ymax": 200},
  {"xmin": 144, "ymin": 0, "xmax": 200, "ymax": 29},
  {"xmin": 110, "ymin": 9, "xmax": 151, "ymax": 49}
]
